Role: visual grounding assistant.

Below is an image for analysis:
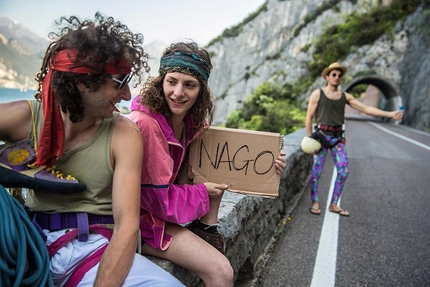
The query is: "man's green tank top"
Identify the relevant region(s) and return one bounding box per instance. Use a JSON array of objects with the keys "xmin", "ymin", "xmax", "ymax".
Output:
[
  {"xmin": 25, "ymin": 100, "xmax": 117, "ymax": 215},
  {"xmin": 314, "ymin": 89, "xmax": 346, "ymax": 127}
]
